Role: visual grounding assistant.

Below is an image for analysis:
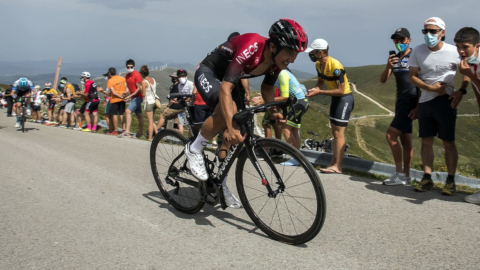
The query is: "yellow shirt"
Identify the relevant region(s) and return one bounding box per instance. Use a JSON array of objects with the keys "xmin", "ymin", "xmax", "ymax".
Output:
[{"xmin": 315, "ymin": 56, "xmax": 351, "ymax": 95}]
